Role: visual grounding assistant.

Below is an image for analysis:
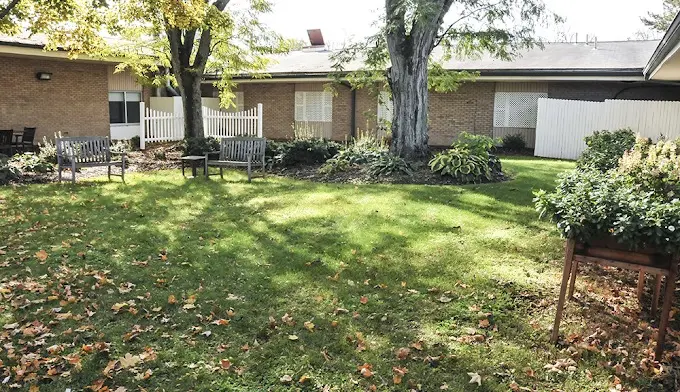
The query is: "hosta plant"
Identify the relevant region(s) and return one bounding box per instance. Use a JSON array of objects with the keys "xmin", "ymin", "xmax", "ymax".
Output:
[
  {"xmin": 367, "ymin": 153, "xmax": 412, "ymax": 177},
  {"xmin": 429, "ymin": 132, "xmax": 503, "ymax": 184}
]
